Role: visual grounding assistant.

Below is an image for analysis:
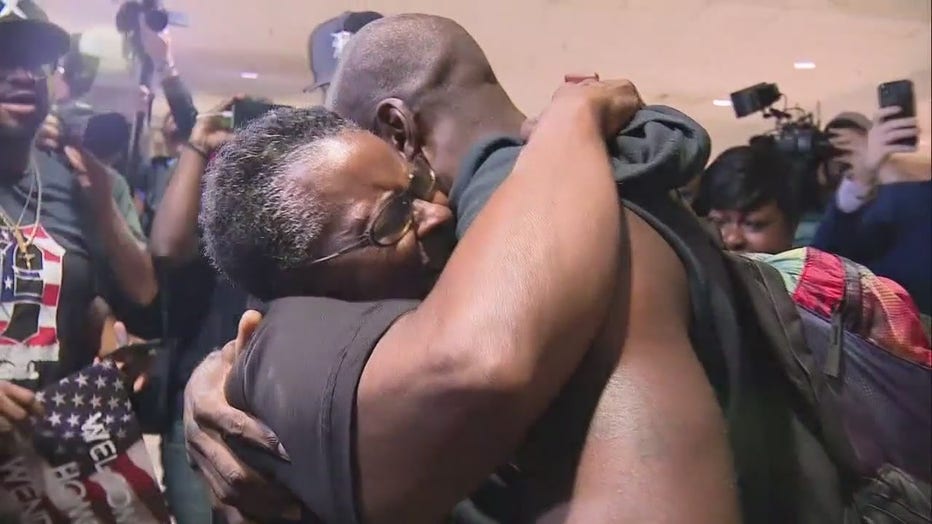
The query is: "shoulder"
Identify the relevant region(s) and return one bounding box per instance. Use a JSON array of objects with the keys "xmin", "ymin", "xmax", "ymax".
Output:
[
  {"xmin": 227, "ymin": 296, "xmax": 420, "ymax": 411},
  {"xmin": 224, "ymin": 295, "xmax": 419, "ymax": 517}
]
